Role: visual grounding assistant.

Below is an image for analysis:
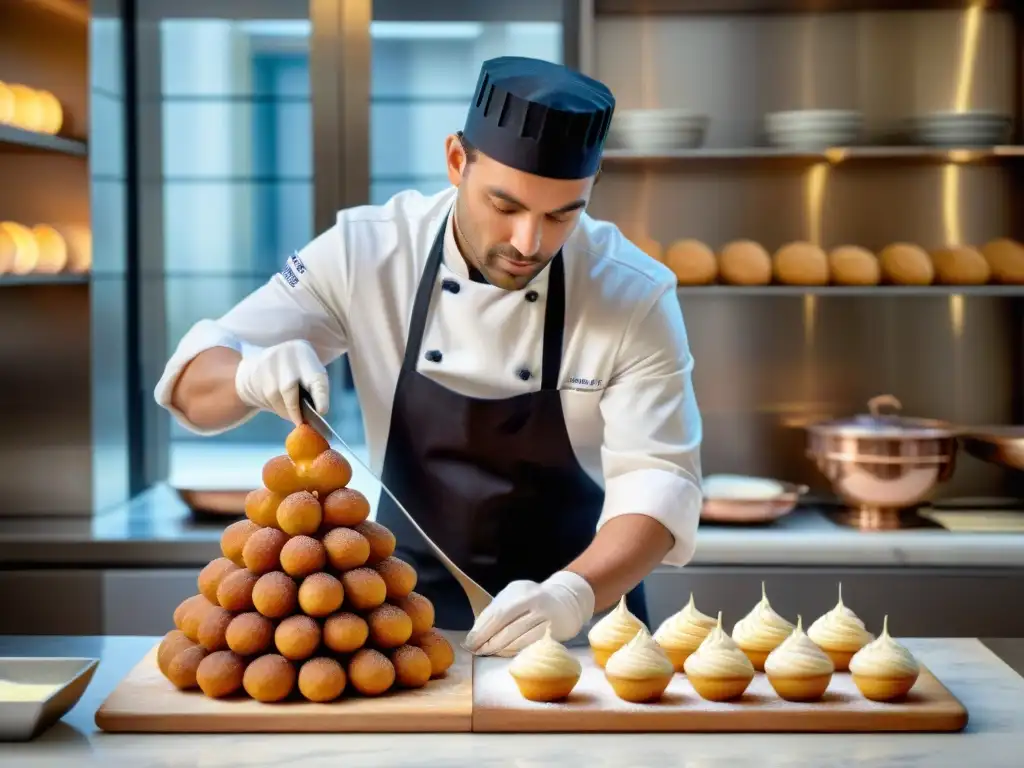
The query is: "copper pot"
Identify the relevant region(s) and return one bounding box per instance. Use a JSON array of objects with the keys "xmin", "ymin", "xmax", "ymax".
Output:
[{"xmin": 805, "ymin": 394, "xmax": 960, "ymax": 529}]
